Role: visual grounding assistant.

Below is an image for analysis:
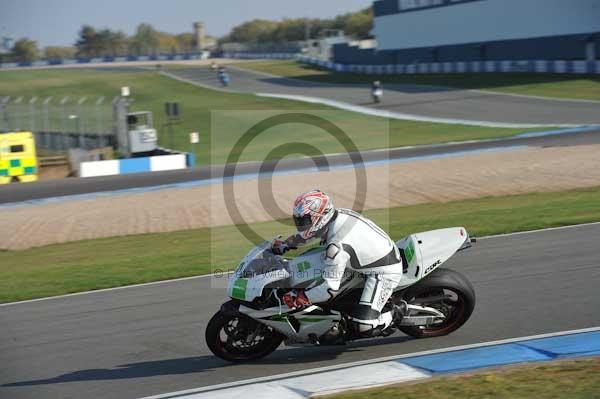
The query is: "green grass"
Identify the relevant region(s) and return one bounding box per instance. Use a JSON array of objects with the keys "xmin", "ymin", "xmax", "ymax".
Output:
[
  {"xmin": 328, "ymin": 357, "xmax": 600, "ymax": 399},
  {"xmin": 236, "ymin": 60, "xmax": 600, "ymax": 101},
  {"xmin": 2, "ymin": 186, "xmax": 600, "ymax": 303},
  {"xmin": 0, "ymin": 68, "xmax": 538, "ymax": 165}
]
